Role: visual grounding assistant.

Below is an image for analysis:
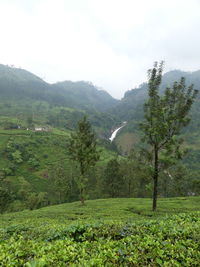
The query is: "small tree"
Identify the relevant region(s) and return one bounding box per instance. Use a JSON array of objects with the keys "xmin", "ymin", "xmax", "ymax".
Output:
[
  {"xmin": 68, "ymin": 116, "xmax": 100, "ymax": 205},
  {"xmin": 49, "ymin": 163, "xmax": 70, "ymax": 204},
  {"xmin": 104, "ymin": 158, "xmax": 123, "ymax": 198},
  {"xmin": 140, "ymin": 61, "xmax": 198, "ymax": 211},
  {"xmin": 0, "ymin": 187, "xmax": 12, "ymax": 213}
]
